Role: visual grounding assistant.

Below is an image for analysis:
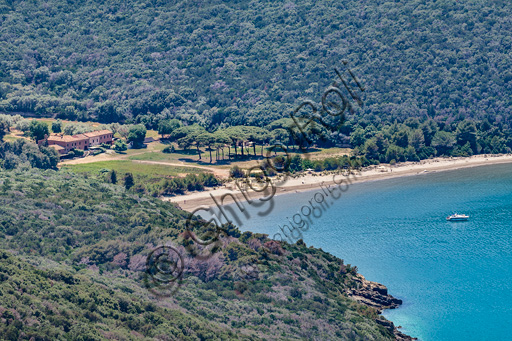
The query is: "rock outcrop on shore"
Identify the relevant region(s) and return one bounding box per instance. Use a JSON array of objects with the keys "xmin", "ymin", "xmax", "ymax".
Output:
[{"xmin": 348, "ymin": 274, "xmax": 417, "ymax": 340}]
